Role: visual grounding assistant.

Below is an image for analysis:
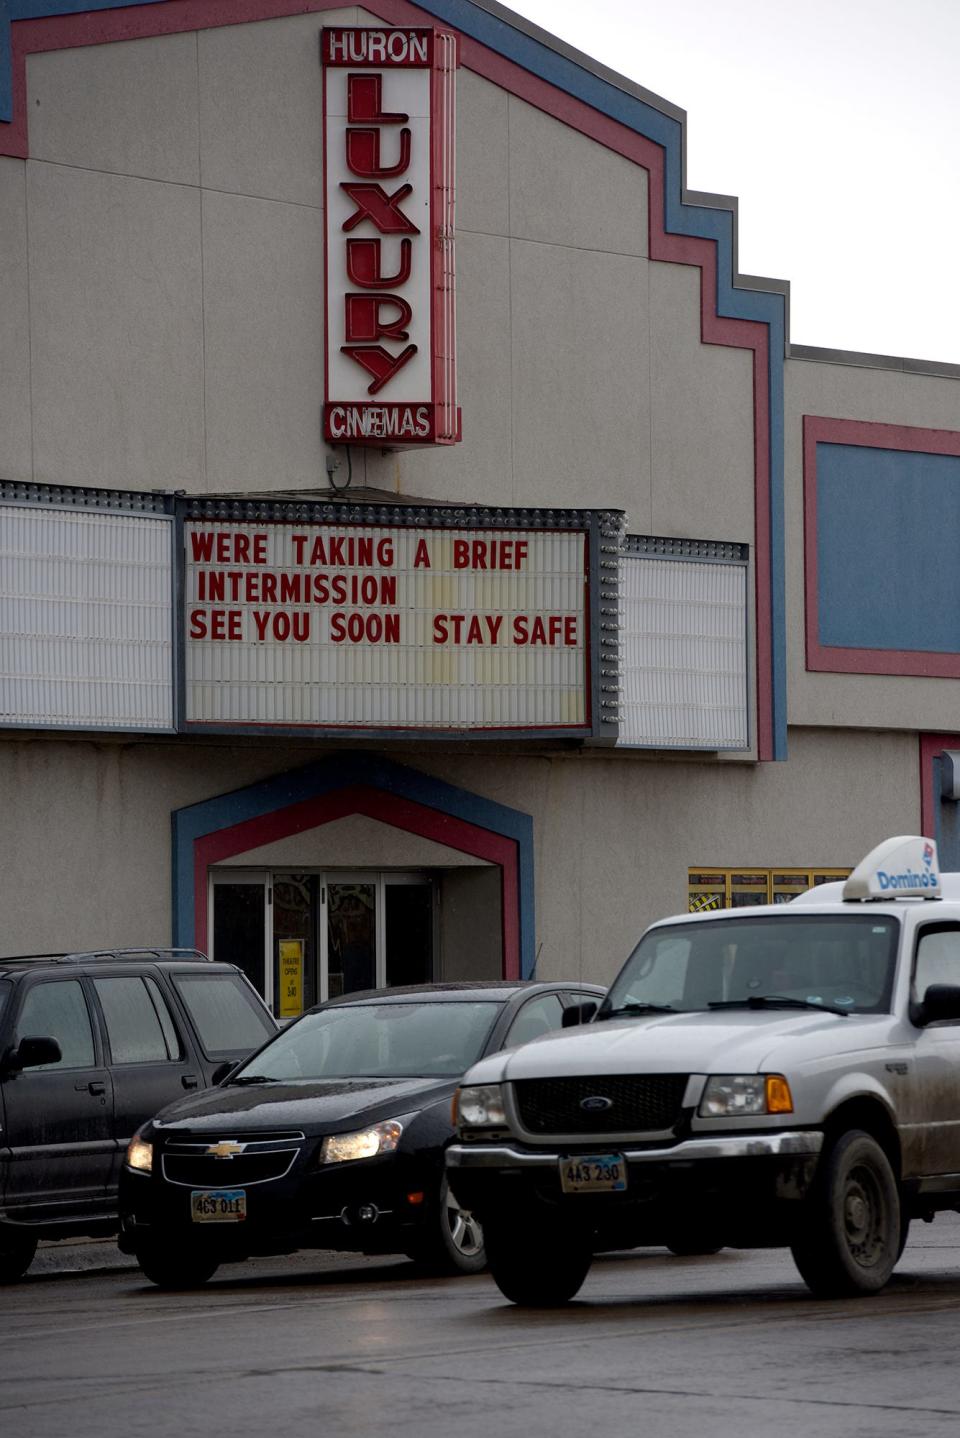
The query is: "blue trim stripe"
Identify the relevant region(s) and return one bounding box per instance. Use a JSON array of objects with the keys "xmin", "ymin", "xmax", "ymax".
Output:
[
  {"xmin": 172, "ymin": 754, "xmax": 536, "ymax": 977},
  {"xmin": 0, "ymin": 1, "xmax": 167, "ymax": 120}
]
